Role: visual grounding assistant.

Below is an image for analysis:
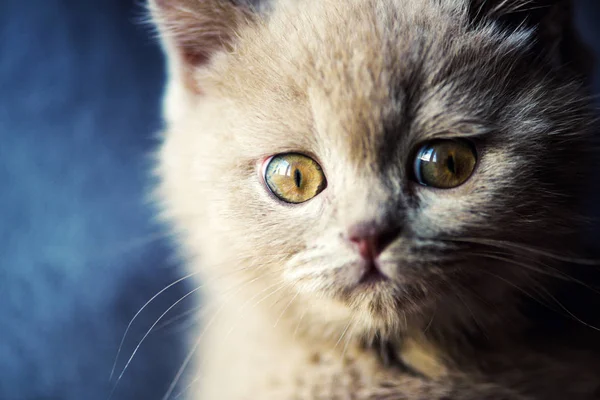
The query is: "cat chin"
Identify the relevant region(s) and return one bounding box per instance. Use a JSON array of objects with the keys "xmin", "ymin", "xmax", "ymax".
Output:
[{"xmin": 326, "ymin": 281, "xmax": 434, "ymax": 330}]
